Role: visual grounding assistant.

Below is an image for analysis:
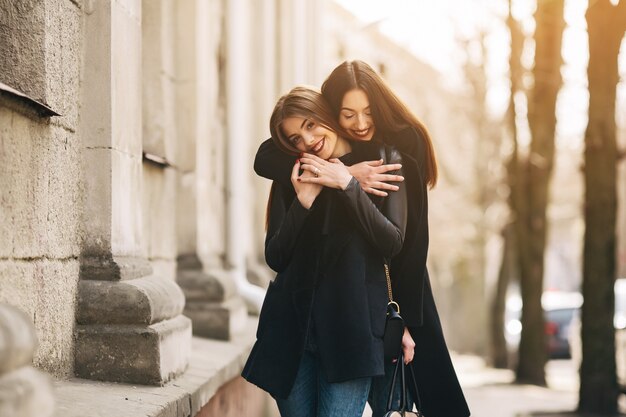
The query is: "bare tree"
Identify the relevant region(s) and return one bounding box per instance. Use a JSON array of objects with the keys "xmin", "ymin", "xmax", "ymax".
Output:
[
  {"xmin": 579, "ymin": 0, "xmax": 626, "ymax": 413},
  {"xmin": 490, "ymin": 0, "xmax": 524, "ymax": 369},
  {"xmin": 515, "ymin": 0, "xmax": 565, "ymax": 385}
]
